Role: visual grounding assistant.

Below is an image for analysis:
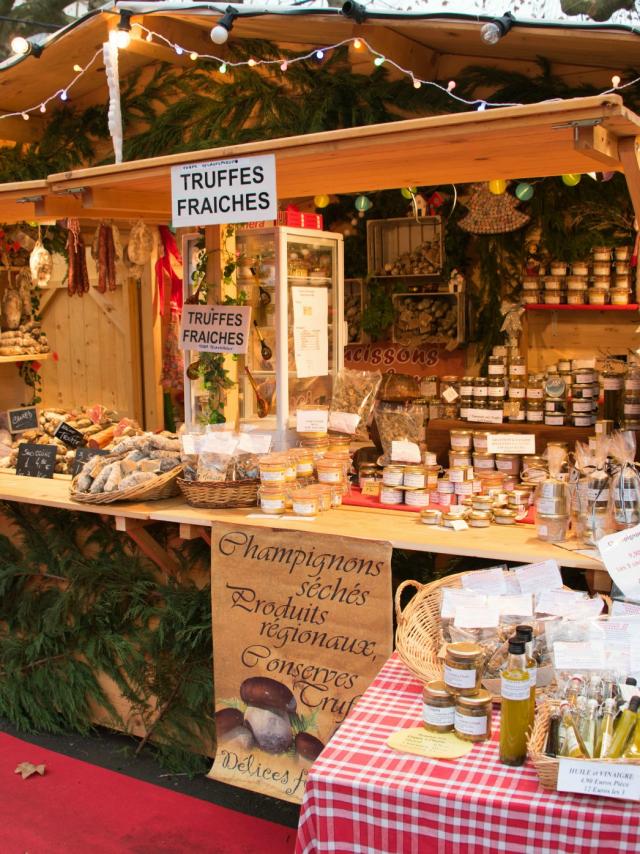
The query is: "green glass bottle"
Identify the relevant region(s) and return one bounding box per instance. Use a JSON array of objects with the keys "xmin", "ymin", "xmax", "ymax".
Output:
[{"xmin": 499, "ymin": 638, "xmax": 530, "ymax": 767}]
